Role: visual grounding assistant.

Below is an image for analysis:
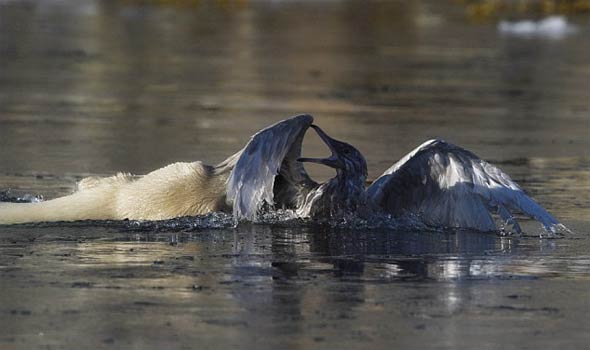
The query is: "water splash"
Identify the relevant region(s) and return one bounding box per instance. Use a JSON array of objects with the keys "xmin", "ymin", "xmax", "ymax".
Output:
[
  {"xmin": 122, "ymin": 212, "xmax": 235, "ymax": 231},
  {"xmin": 115, "ymin": 209, "xmax": 437, "ymax": 233},
  {"xmin": 0, "ymin": 190, "xmax": 564, "ymax": 237},
  {"xmin": 0, "ymin": 190, "xmax": 43, "ymax": 203},
  {"xmin": 249, "ymin": 208, "xmax": 438, "ymax": 233}
]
